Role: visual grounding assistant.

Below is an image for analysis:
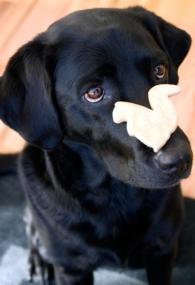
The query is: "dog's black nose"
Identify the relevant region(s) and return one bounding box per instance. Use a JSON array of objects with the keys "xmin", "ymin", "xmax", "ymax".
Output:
[
  {"xmin": 153, "ymin": 128, "xmax": 193, "ymax": 177},
  {"xmin": 154, "ymin": 150, "xmax": 189, "ymax": 175}
]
